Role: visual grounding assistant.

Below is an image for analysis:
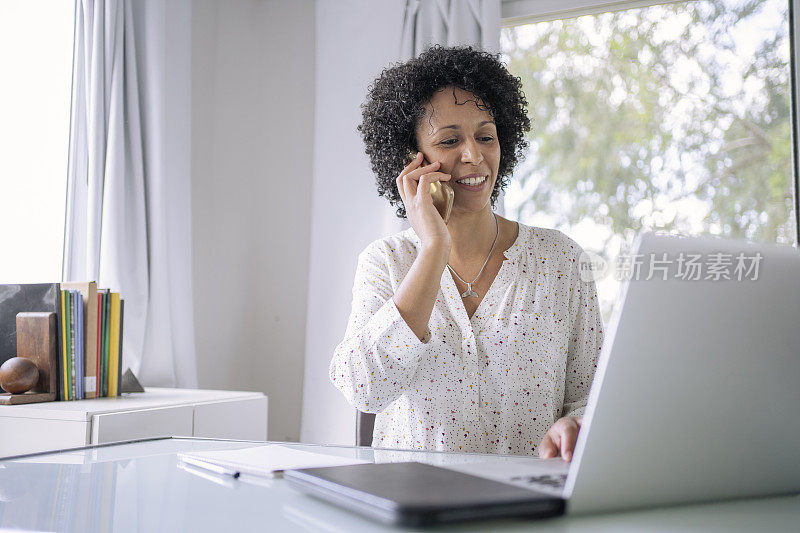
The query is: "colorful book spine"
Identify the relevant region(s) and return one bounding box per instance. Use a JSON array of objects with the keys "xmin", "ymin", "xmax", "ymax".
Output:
[
  {"xmin": 98, "ymin": 291, "xmax": 104, "ymax": 397},
  {"xmin": 60, "ymin": 290, "xmax": 68, "ymax": 401},
  {"xmin": 64, "ymin": 290, "xmax": 72, "ymax": 400},
  {"xmin": 108, "ymin": 293, "xmax": 120, "ymax": 397},
  {"xmin": 72, "ymin": 290, "xmax": 77, "ymax": 399},
  {"xmin": 117, "ymin": 299, "xmax": 124, "ymax": 396},
  {"xmin": 97, "ymin": 295, "xmax": 102, "ymax": 398},
  {"xmin": 69, "ymin": 291, "xmax": 76, "ymax": 400},
  {"xmin": 76, "ymin": 290, "xmax": 84, "ymax": 399},
  {"xmin": 98, "ymin": 291, "xmax": 104, "ymax": 398},
  {"xmin": 73, "ymin": 291, "xmax": 79, "ymax": 399},
  {"xmin": 102, "ymin": 289, "xmax": 111, "ymax": 397}
]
